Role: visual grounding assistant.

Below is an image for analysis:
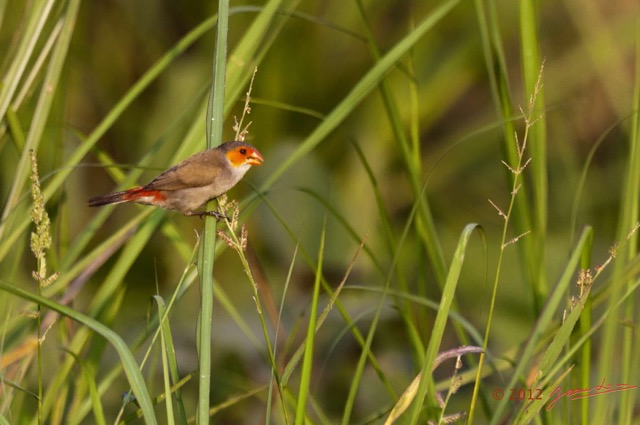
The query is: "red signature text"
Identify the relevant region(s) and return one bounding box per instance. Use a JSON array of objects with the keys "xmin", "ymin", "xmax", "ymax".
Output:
[{"xmin": 546, "ymin": 378, "xmax": 637, "ymax": 411}]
